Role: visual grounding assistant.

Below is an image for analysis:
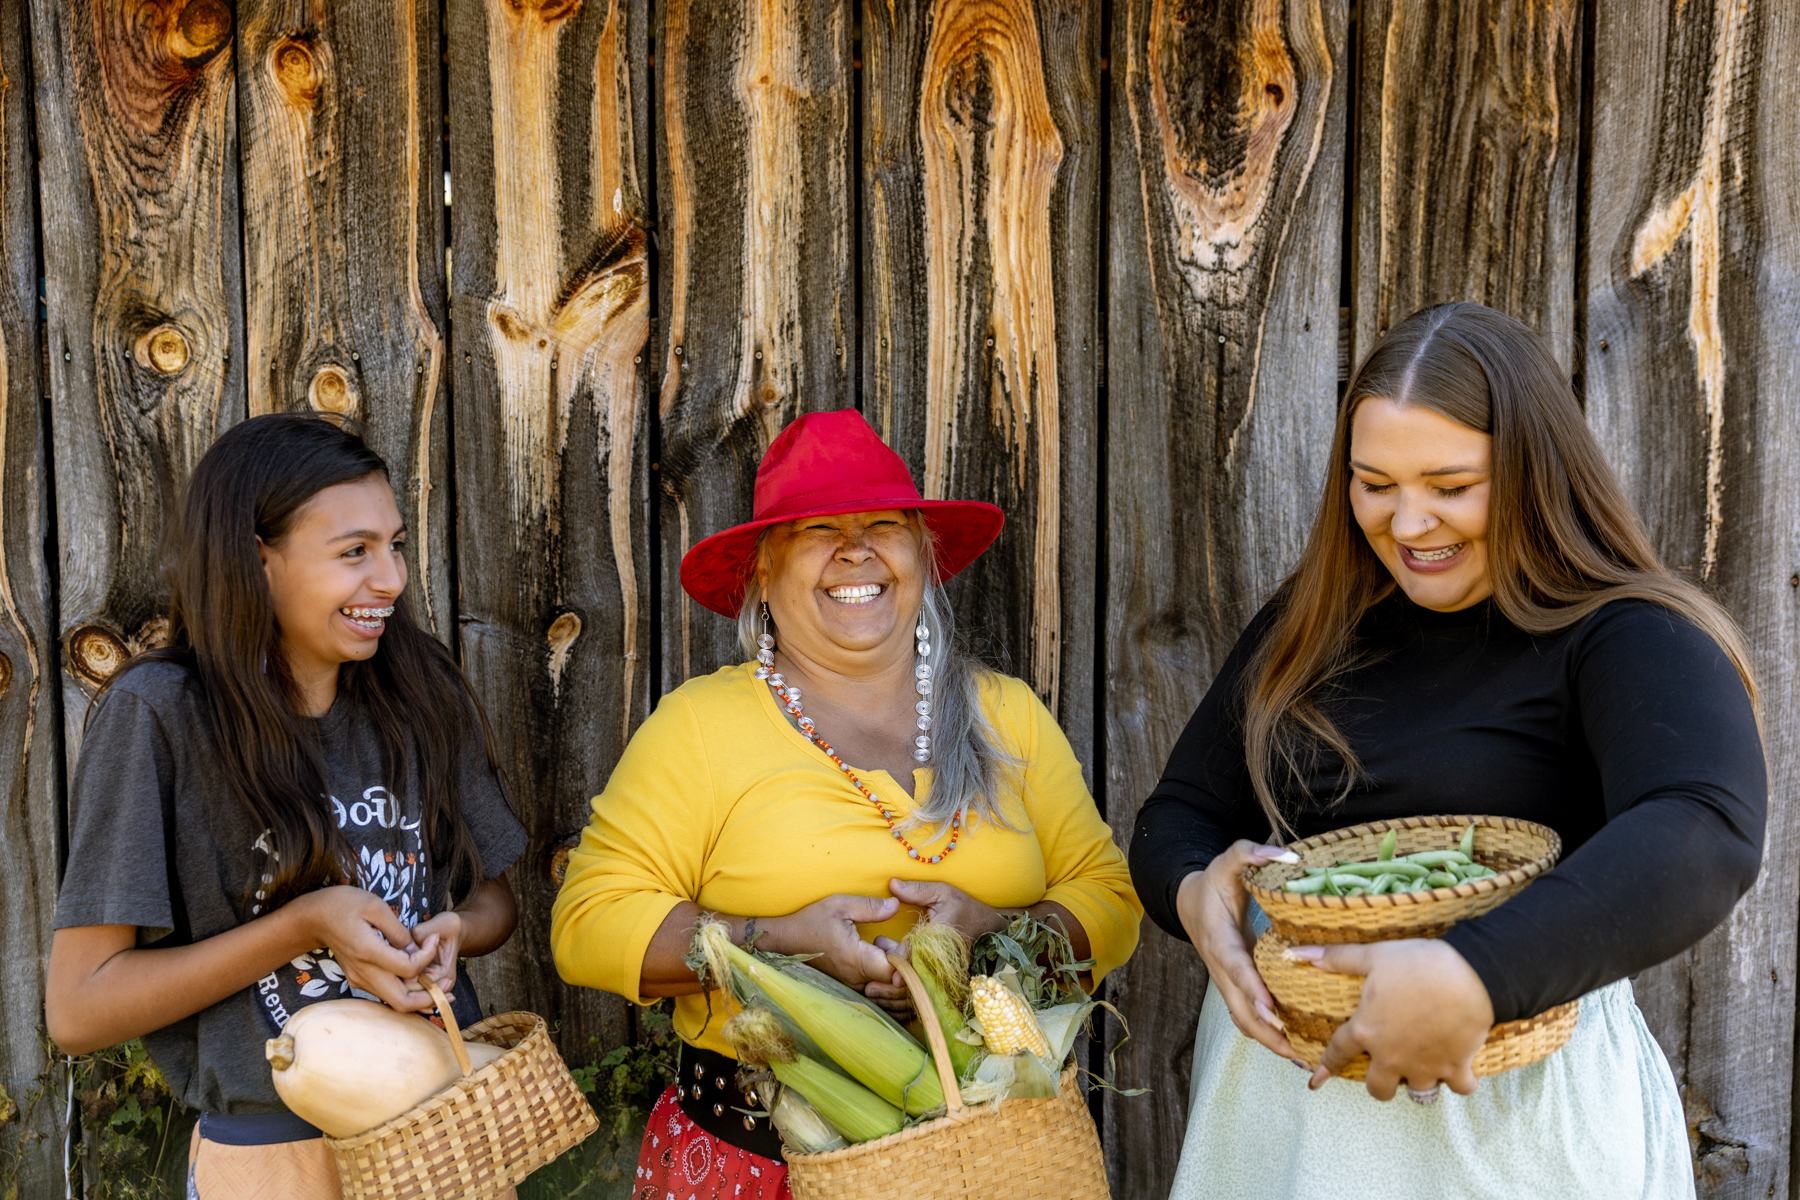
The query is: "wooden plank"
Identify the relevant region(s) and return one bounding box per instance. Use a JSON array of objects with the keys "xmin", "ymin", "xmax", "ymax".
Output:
[
  {"xmin": 657, "ymin": 0, "xmax": 851, "ymax": 685},
  {"xmin": 30, "ymin": 0, "xmax": 246, "ymax": 761},
  {"xmin": 861, "ymin": 0, "xmax": 1099, "ymax": 758},
  {"xmin": 1350, "ymin": 0, "xmax": 1582, "ymax": 369},
  {"xmin": 0, "ymin": 0, "xmax": 61, "ymax": 1190},
  {"xmin": 1104, "ymin": 0, "xmax": 1347, "ymax": 1193},
  {"xmin": 236, "ymin": 0, "xmax": 451, "ymax": 636},
  {"xmin": 446, "ymin": 0, "xmax": 650, "ymax": 1051},
  {"xmin": 1582, "ymin": 1, "xmax": 1799, "ymax": 1193}
]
